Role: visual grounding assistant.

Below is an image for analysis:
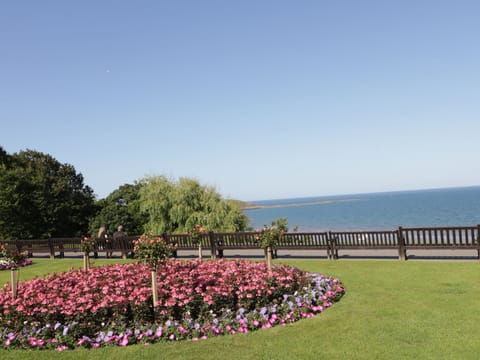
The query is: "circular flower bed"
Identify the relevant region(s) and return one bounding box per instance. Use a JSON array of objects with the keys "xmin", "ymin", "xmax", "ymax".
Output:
[{"xmin": 0, "ymin": 259, "xmax": 344, "ymax": 350}]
